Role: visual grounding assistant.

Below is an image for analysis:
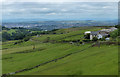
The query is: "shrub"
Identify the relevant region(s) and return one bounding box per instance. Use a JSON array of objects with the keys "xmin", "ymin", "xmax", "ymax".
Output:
[
  {"xmin": 110, "ymin": 30, "xmax": 118, "ymax": 39},
  {"xmin": 83, "ymin": 39, "xmax": 91, "ymax": 42},
  {"xmin": 52, "ymin": 32, "xmax": 56, "ymax": 34},
  {"xmin": 23, "ymin": 36, "xmax": 31, "ymax": 42},
  {"xmin": 92, "ymin": 37, "xmax": 98, "ymax": 41},
  {"xmin": 14, "ymin": 40, "xmax": 23, "ymax": 45},
  {"xmin": 2, "ymin": 32, "xmax": 11, "ymax": 41},
  {"xmin": 52, "ymin": 29, "xmax": 59, "ymax": 31},
  {"xmin": 84, "ymin": 33, "xmax": 90, "ymax": 39},
  {"xmin": 100, "ymin": 37, "xmax": 105, "ymax": 41}
]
